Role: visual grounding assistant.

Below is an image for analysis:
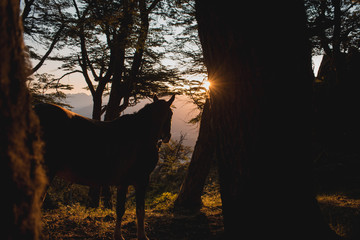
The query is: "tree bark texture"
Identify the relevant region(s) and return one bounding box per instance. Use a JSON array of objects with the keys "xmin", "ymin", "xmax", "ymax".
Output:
[
  {"xmin": 195, "ymin": 1, "xmax": 338, "ymax": 239},
  {"xmin": 0, "ymin": 1, "xmax": 46, "ymax": 239},
  {"xmin": 175, "ymin": 98, "xmax": 213, "ymax": 212}
]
